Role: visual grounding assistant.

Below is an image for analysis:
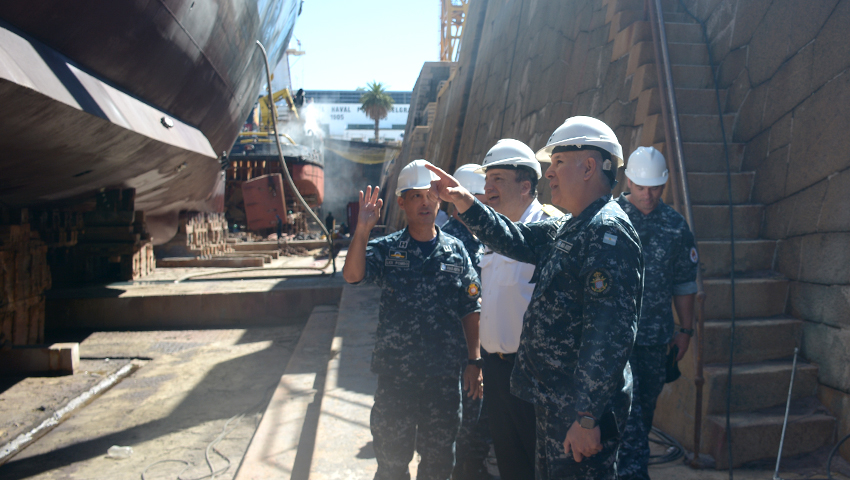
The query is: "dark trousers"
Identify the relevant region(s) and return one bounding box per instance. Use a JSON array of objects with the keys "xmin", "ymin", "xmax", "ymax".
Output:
[
  {"xmin": 534, "ymin": 405, "xmax": 620, "ymax": 480},
  {"xmin": 453, "ymin": 390, "xmax": 489, "ymax": 479},
  {"xmin": 372, "ymin": 374, "xmax": 462, "ymax": 480},
  {"xmin": 483, "ymin": 353, "xmax": 536, "ymax": 480},
  {"xmin": 617, "ymin": 345, "xmax": 667, "ymax": 480}
]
